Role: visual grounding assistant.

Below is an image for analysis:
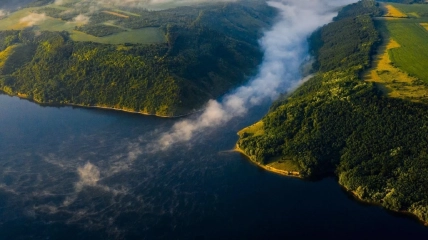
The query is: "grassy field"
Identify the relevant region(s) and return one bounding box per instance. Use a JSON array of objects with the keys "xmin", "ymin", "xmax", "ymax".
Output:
[
  {"xmin": 387, "ymin": 3, "xmax": 428, "ymax": 18},
  {"xmin": 238, "ymin": 121, "xmax": 265, "ymax": 137},
  {"xmin": 0, "ymin": 45, "xmax": 17, "ymax": 69},
  {"xmin": 112, "ymin": 9, "xmax": 141, "ymax": 17},
  {"xmin": 70, "ymin": 27, "xmax": 165, "ymax": 44},
  {"xmin": 0, "ymin": 7, "xmax": 41, "ymax": 30},
  {"xmin": 365, "ymin": 3, "xmax": 428, "ymax": 102},
  {"xmin": 365, "ymin": 35, "xmax": 428, "ymax": 102},
  {"xmin": 102, "ymin": 11, "xmax": 129, "ymax": 18},
  {"xmin": 0, "ymin": 3, "xmax": 166, "ymax": 45},
  {"xmin": 420, "ymin": 22, "xmax": 428, "ymax": 30},
  {"xmin": 237, "ymin": 120, "xmax": 300, "ymax": 172},
  {"xmin": 265, "ymin": 157, "xmax": 300, "ymax": 173},
  {"xmin": 384, "ymin": 4, "xmax": 408, "ymax": 18},
  {"xmin": 386, "ymin": 21, "xmax": 428, "ymax": 83}
]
